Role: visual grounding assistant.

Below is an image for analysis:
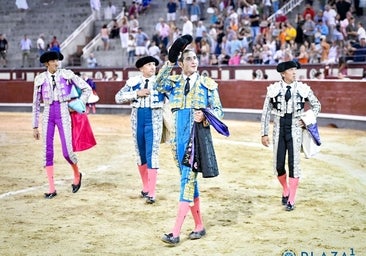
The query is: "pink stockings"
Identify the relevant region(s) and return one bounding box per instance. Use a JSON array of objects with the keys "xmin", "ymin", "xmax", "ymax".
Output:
[
  {"xmin": 45, "ymin": 164, "xmax": 81, "ymax": 193},
  {"xmin": 172, "ymin": 197, "xmax": 204, "ymax": 237},
  {"xmin": 277, "ymin": 174, "xmax": 299, "ymax": 205},
  {"xmin": 138, "ymin": 164, "xmax": 158, "ymax": 199}
]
